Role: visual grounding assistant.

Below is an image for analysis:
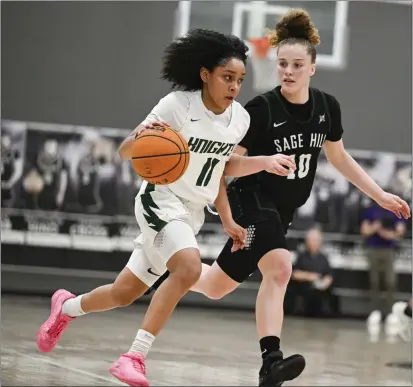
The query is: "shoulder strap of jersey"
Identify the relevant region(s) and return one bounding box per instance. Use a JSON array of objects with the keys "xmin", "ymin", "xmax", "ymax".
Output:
[
  {"xmin": 251, "ymin": 92, "xmax": 273, "ymax": 186},
  {"xmin": 258, "ymin": 92, "xmax": 273, "ymax": 133},
  {"xmin": 317, "ymin": 88, "xmax": 332, "ymax": 134}
]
